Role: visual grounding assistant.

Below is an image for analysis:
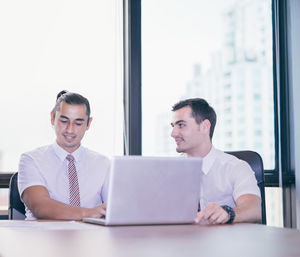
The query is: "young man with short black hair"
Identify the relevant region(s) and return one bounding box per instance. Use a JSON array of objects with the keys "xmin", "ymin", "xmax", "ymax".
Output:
[{"xmin": 171, "ymin": 98, "xmax": 261, "ymax": 224}]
